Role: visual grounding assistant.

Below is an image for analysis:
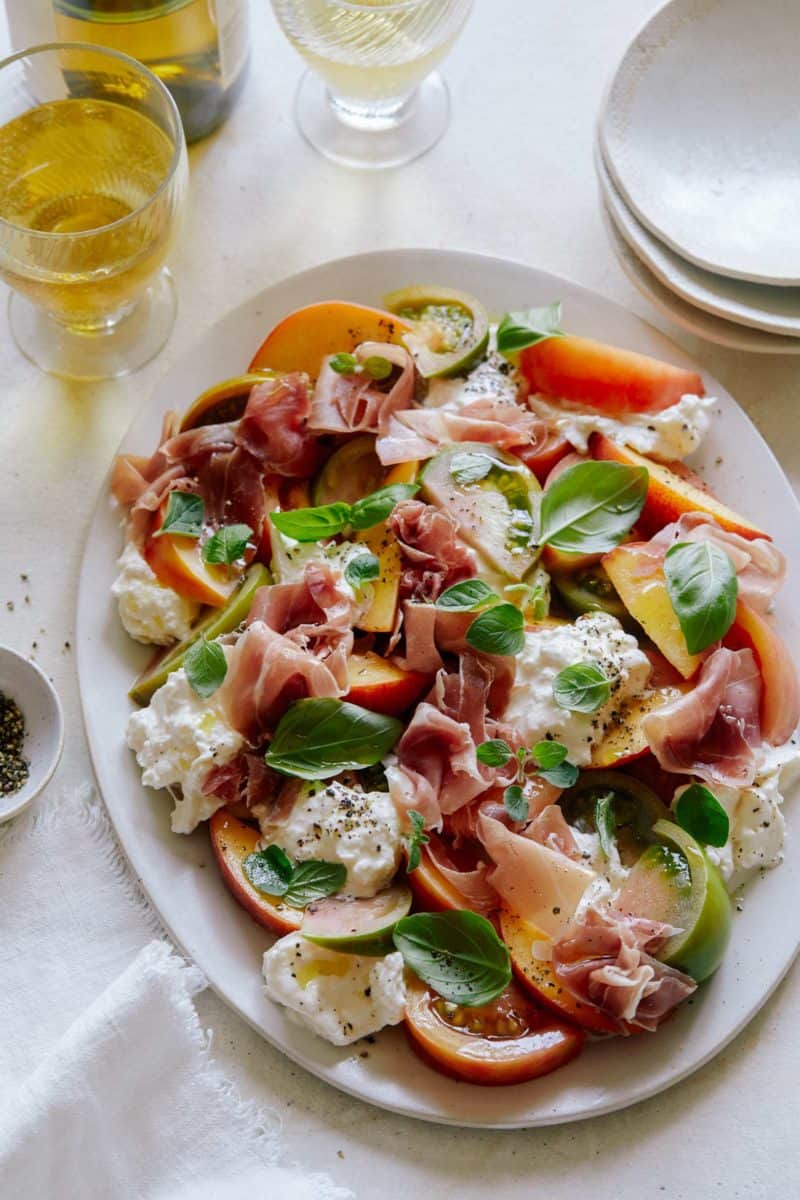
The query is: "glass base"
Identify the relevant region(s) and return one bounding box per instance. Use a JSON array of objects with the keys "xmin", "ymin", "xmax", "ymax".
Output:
[
  {"xmin": 294, "ymin": 70, "xmax": 450, "ymax": 170},
  {"xmin": 8, "ymin": 268, "xmax": 177, "ymax": 382}
]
